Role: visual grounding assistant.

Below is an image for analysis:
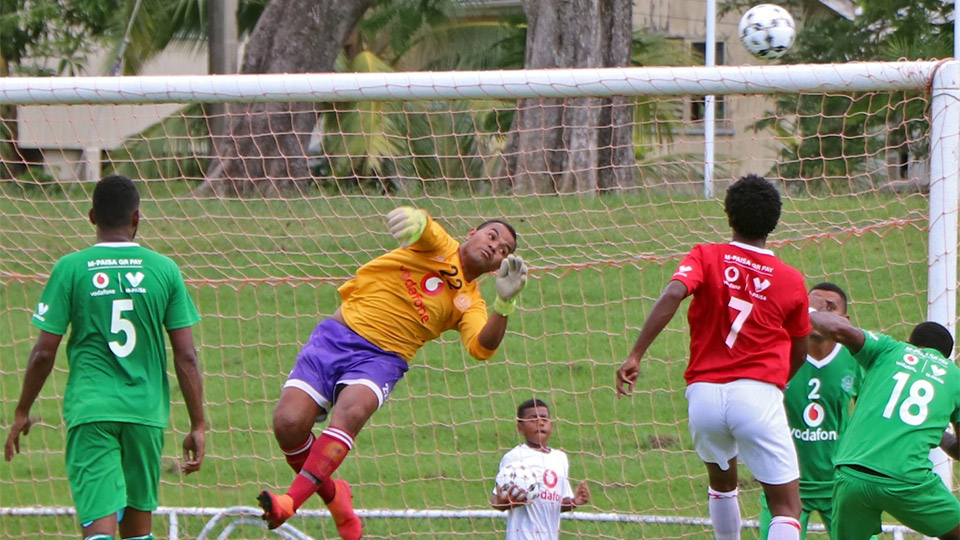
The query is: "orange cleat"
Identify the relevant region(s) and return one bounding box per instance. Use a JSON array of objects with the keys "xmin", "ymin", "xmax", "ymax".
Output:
[
  {"xmin": 326, "ymin": 479, "xmax": 363, "ymax": 540},
  {"xmin": 257, "ymin": 490, "xmax": 295, "ymax": 530}
]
